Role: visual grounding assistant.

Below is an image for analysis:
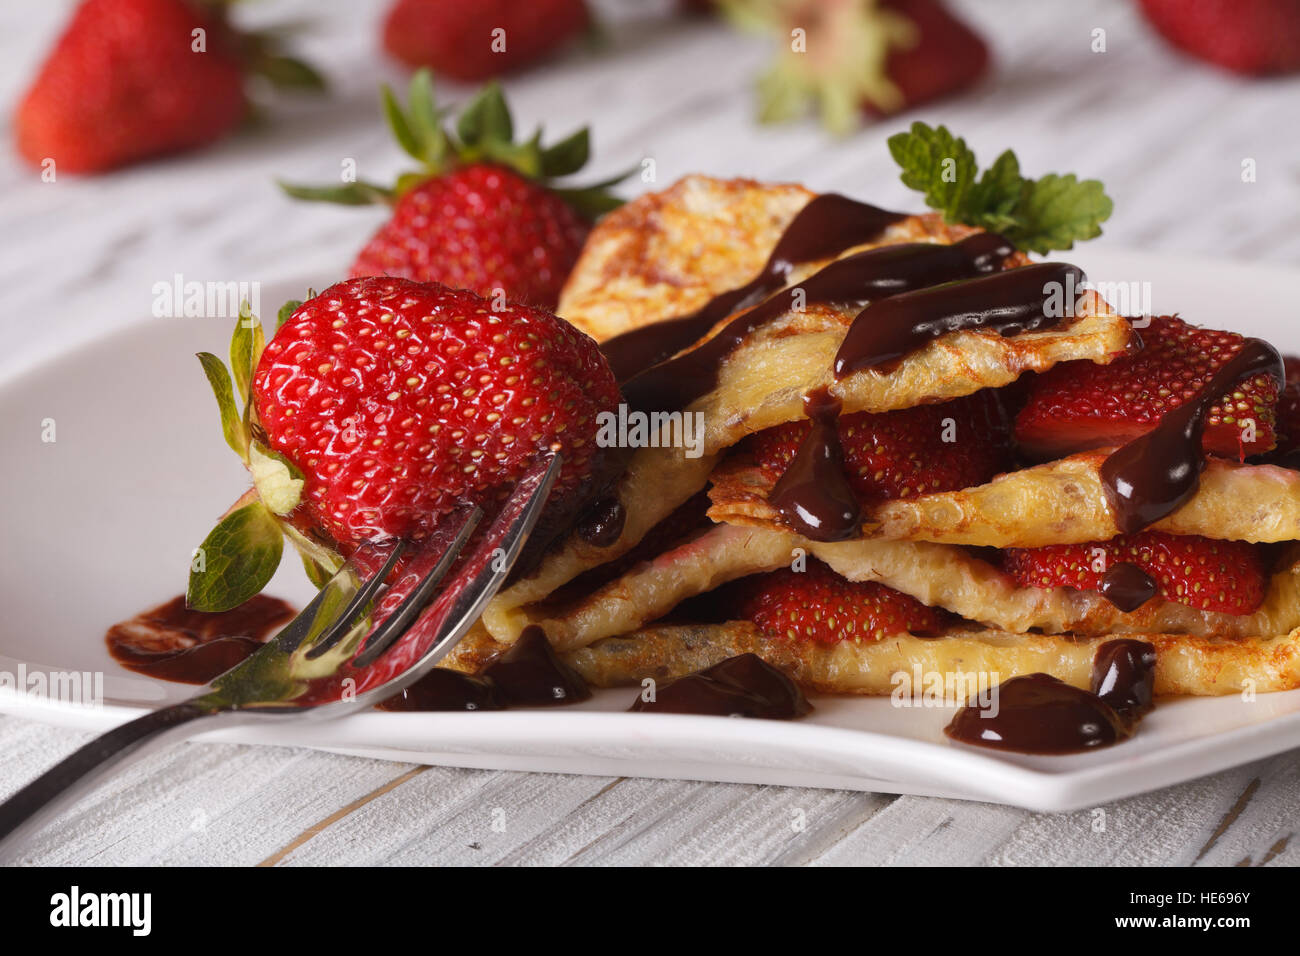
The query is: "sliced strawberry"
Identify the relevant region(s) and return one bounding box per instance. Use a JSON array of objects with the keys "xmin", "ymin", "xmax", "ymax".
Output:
[
  {"xmin": 1003, "ymin": 532, "xmax": 1267, "ymax": 615},
  {"xmin": 1014, "ymin": 315, "xmax": 1280, "ymax": 461},
  {"xmin": 738, "ymin": 560, "xmax": 948, "ymax": 644},
  {"xmin": 749, "ymin": 391, "xmax": 1007, "ymax": 505}
]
